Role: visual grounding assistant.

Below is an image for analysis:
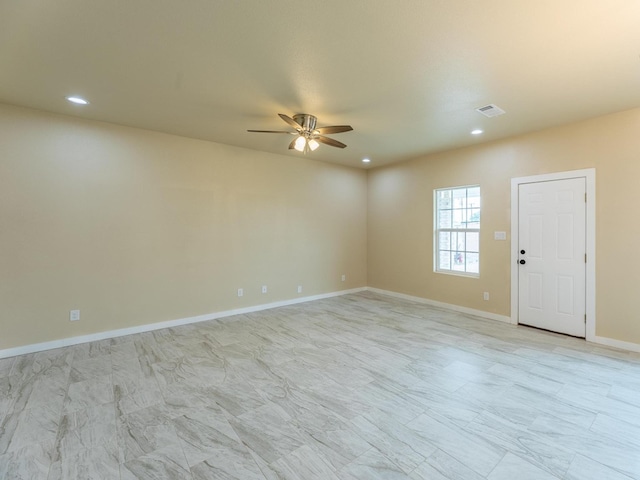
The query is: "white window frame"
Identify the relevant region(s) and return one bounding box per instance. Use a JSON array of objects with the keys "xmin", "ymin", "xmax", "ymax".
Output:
[{"xmin": 434, "ymin": 185, "xmax": 480, "ymax": 277}]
